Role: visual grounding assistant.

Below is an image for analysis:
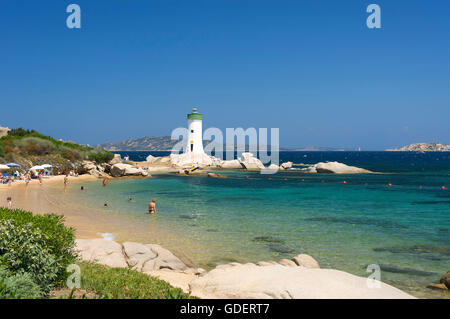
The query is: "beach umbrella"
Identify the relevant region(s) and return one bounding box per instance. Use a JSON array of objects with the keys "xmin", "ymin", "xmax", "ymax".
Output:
[
  {"xmin": 29, "ymin": 165, "xmax": 45, "ymax": 171},
  {"xmin": 0, "ymin": 164, "xmax": 10, "ymax": 170},
  {"xmin": 6, "ymin": 163, "xmax": 21, "ymax": 167},
  {"xmin": 41, "ymin": 164, "xmax": 53, "ymax": 168}
]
